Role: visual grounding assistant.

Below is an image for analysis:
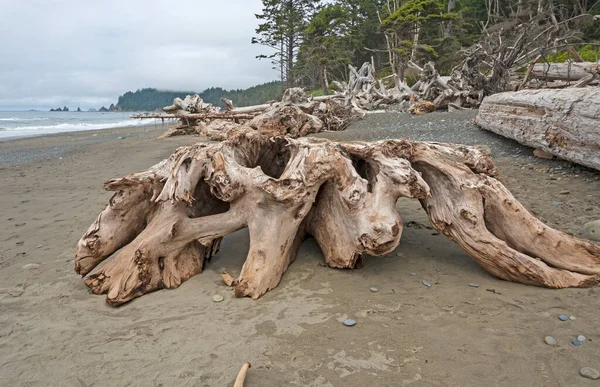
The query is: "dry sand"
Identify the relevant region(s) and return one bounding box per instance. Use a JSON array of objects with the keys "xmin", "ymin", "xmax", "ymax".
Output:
[{"xmin": 1, "ymin": 115, "xmax": 599, "ymax": 387}]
